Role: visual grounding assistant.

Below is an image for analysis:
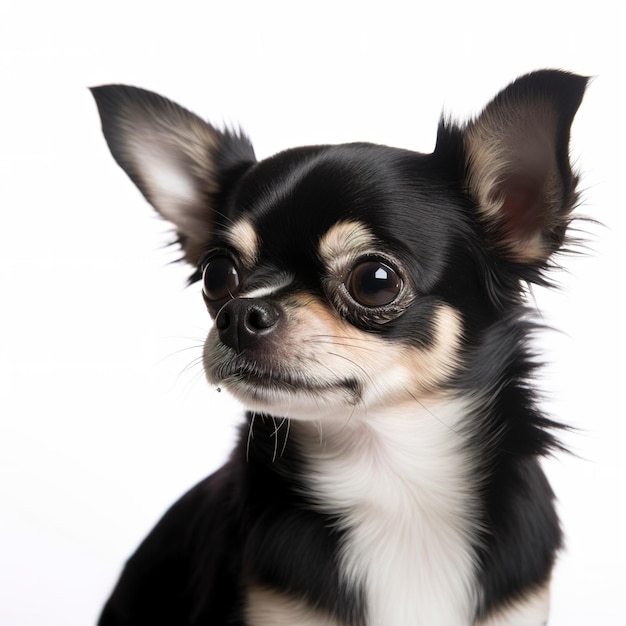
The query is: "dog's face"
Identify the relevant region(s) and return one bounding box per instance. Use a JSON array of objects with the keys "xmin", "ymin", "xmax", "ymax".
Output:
[
  {"xmin": 92, "ymin": 71, "xmax": 586, "ymax": 421},
  {"xmin": 198, "ymin": 144, "xmax": 467, "ymax": 419}
]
